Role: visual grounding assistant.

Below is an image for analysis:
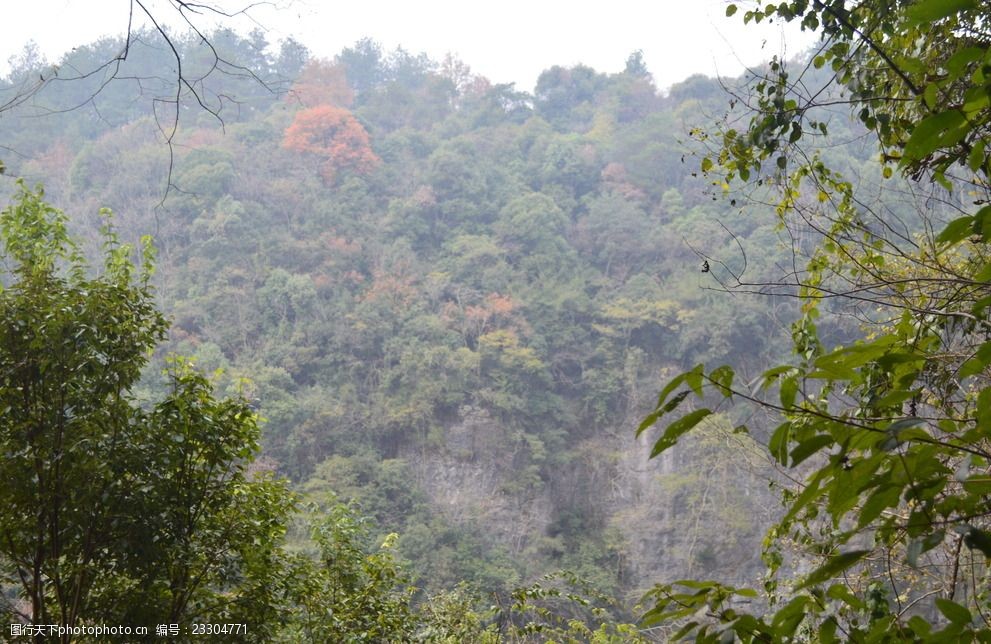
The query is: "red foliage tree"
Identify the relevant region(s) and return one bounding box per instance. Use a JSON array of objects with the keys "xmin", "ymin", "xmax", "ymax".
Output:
[{"xmin": 282, "ymin": 105, "xmax": 380, "ymax": 182}]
